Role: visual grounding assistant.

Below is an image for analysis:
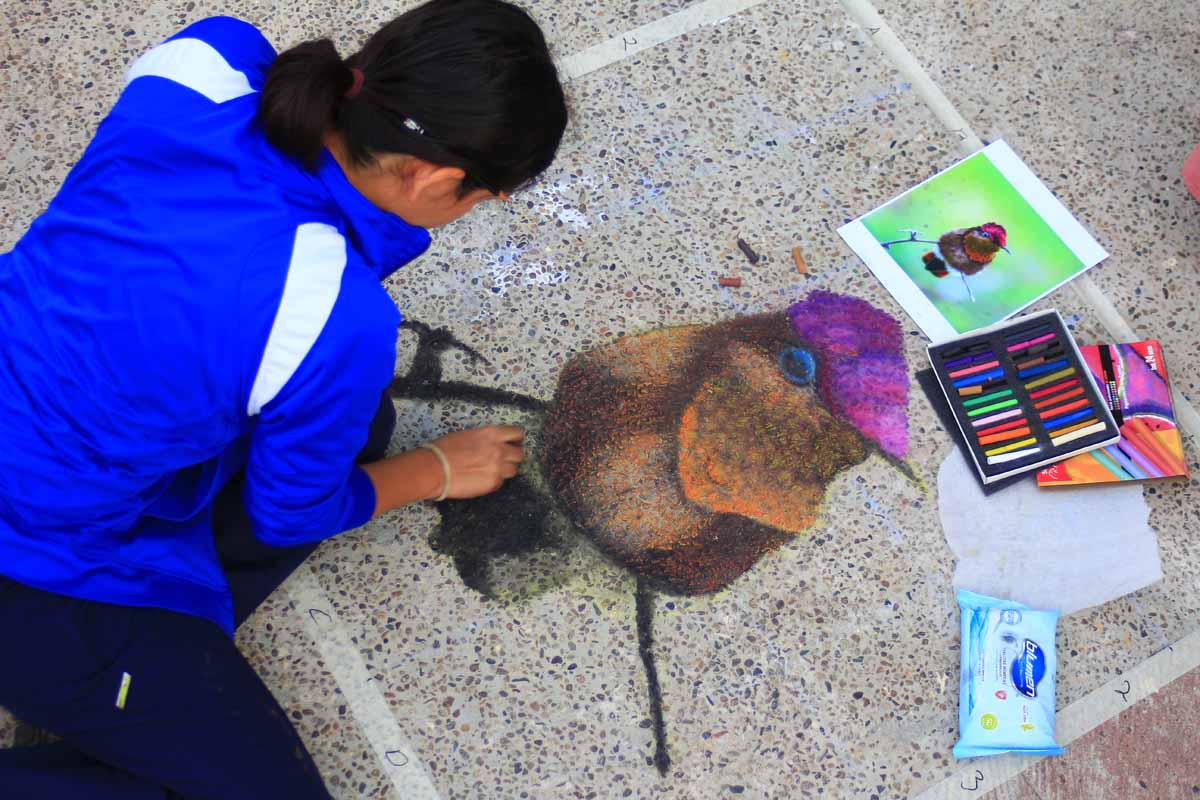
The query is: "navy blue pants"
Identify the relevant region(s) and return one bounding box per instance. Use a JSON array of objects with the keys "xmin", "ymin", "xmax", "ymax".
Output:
[{"xmin": 0, "ymin": 395, "xmax": 396, "ymax": 799}]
